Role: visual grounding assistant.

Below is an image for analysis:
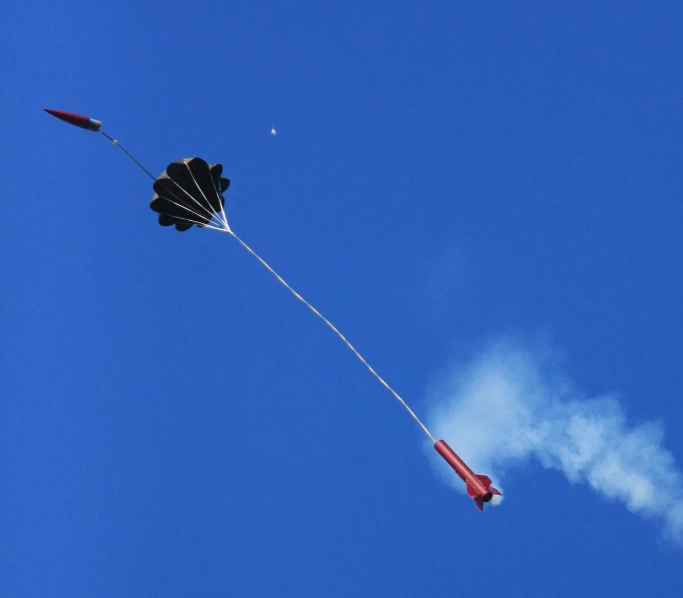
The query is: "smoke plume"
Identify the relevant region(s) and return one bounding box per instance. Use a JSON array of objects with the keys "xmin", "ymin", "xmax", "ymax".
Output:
[{"xmin": 425, "ymin": 338, "xmax": 683, "ymax": 544}]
